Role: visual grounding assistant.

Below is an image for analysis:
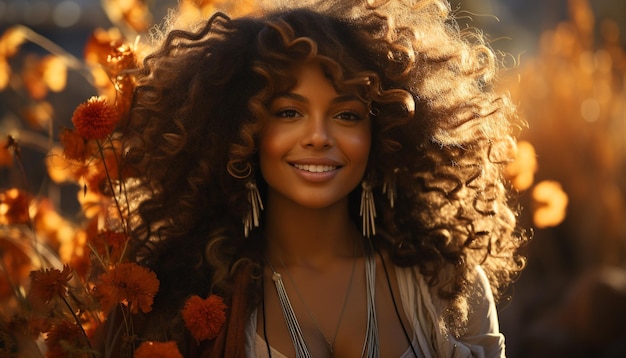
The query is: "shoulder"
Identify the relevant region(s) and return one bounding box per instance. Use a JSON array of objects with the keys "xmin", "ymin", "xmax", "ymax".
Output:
[
  {"xmin": 395, "ymin": 265, "xmax": 505, "ymax": 358},
  {"xmin": 453, "ymin": 265, "xmax": 506, "ymax": 358},
  {"xmin": 465, "ymin": 266, "xmax": 502, "ymax": 335}
]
